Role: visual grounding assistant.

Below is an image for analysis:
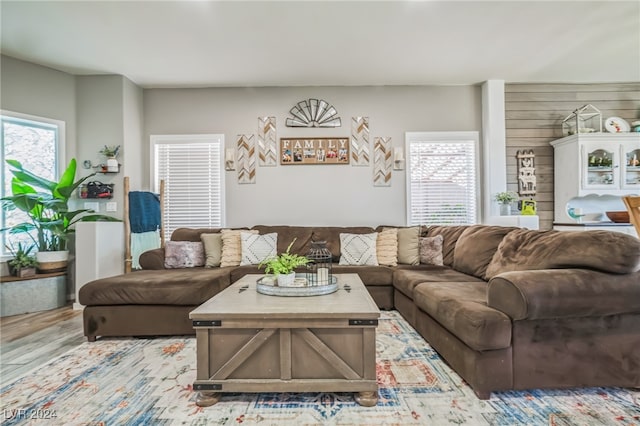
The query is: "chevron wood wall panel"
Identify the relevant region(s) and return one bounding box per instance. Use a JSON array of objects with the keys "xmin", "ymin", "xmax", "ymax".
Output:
[
  {"xmin": 373, "ymin": 137, "xmax": 392, "ymax": 187},
  {"xmin": 237, "ymin": 134, "xmax": 256, "ymax": 184},
  {"xmin": 351, "ymin": 116, "xmax": 370, "ymax": 166},
  {"xmin": 258, "ymin": 116, "xmax": 277, "ymax": 166}
]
